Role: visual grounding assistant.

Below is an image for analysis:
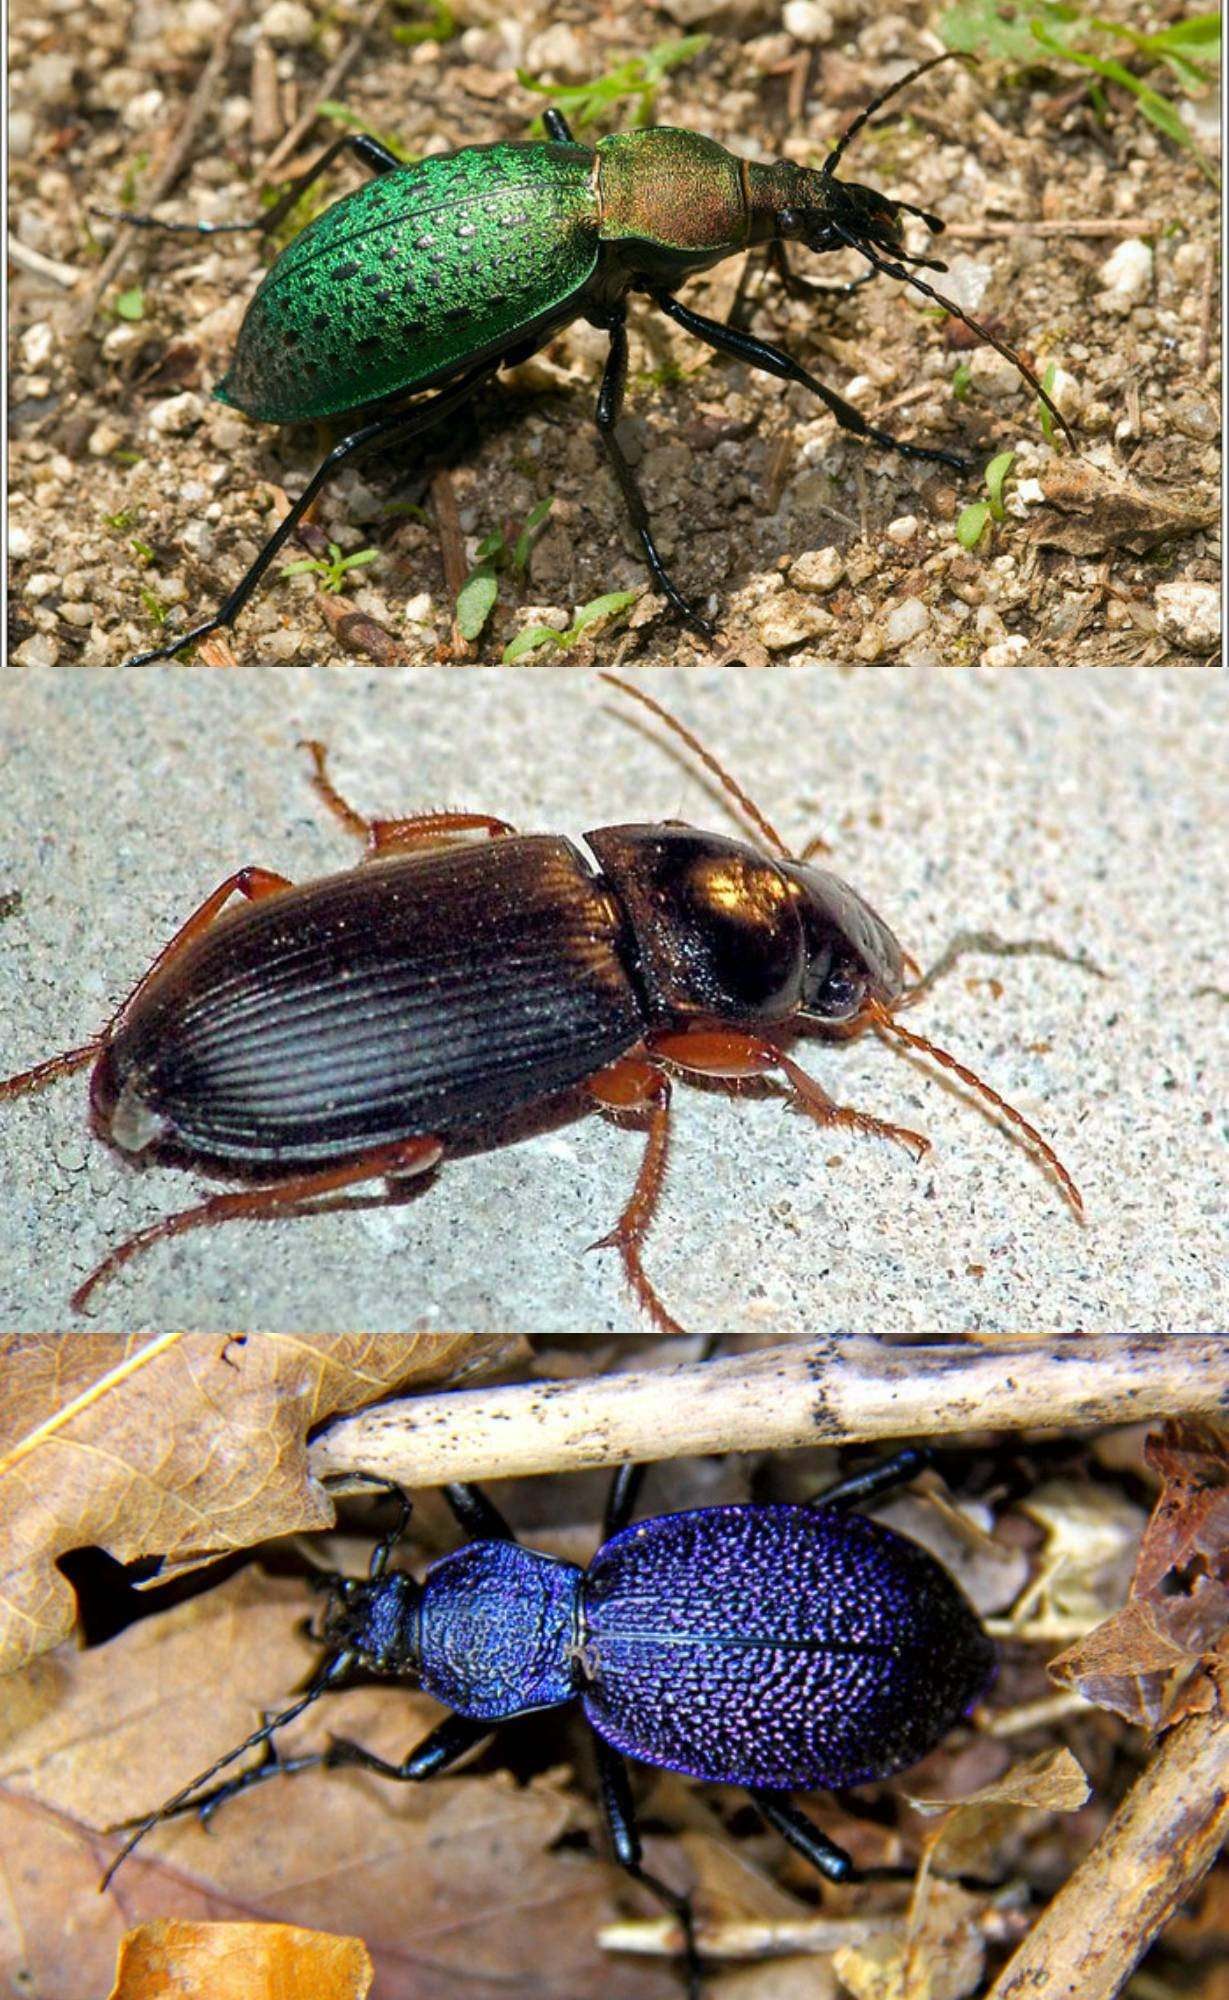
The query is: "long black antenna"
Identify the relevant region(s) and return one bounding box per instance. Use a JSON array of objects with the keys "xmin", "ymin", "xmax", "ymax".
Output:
[
  {"xmin": 823, "ymin": 52, "xmax": 965, "ymax": 178},
  {"xmin": 835, "ymin": 227, "xmax": 1077, "ymax": 448},
  {"xmin": 99, "ymin": 1648, "xmax": 354, "ymax": 1890}
]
